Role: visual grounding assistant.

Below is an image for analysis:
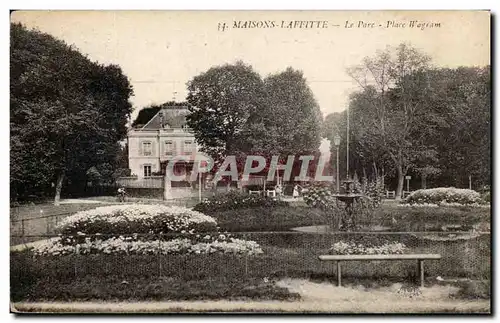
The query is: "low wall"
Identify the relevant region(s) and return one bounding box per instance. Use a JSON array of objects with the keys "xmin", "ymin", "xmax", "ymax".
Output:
[{"xmin": 116, "ymin": 177, "xmax": 163, "ymax": 189}]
